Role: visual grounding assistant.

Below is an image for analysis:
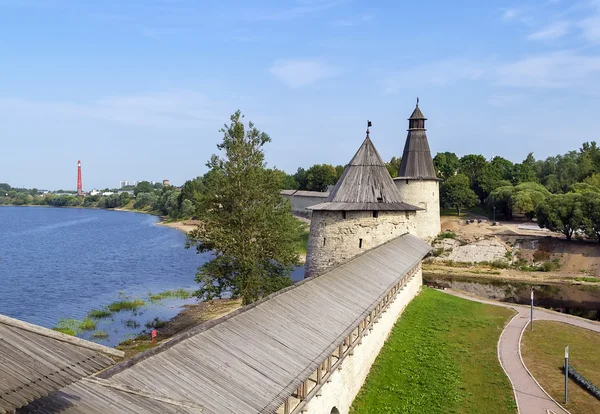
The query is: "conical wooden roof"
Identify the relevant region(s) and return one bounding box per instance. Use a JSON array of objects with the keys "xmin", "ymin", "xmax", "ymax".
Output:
[
  {"xmin": 310, "ymin": 135, "xmax": 420, "ymax": 211},
  {"xmin": 397, "ymin": 103, "xmax": 438, "ymax": 180}
]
